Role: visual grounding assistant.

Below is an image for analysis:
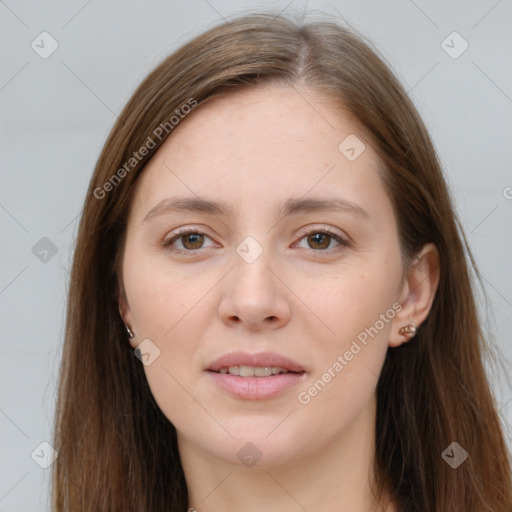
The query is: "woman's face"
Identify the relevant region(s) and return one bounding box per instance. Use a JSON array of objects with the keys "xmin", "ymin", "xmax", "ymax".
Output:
[{"xmin": 120, "ymin": 85, "xmax": 409, "ymax": 467}]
